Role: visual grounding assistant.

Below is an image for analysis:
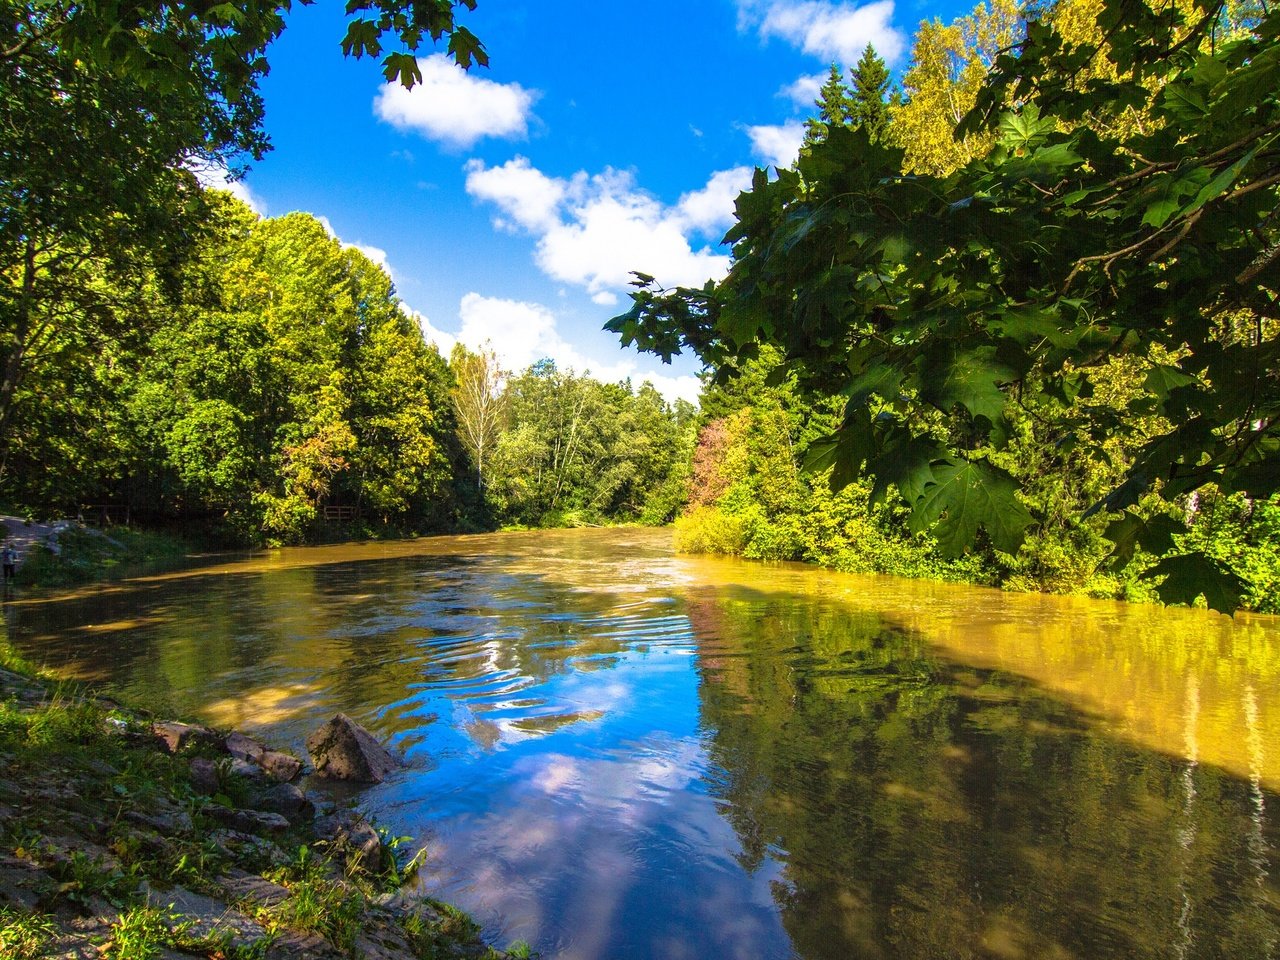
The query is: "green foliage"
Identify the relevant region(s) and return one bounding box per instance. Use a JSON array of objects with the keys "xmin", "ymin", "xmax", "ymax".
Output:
[
  {"xmin": 1179, "ymin": 491, "xmax": 1280, "ymax": 613},
  {"xmin": 480, "ymin": 360, "xmax": 693, "ymax": 528},
  {"xmin": 804, "ymin": 63, "xmax": 854, "ymax": 145},
  {"xmin": 612, "ymin": 0, "xmax": 1280, "ymax": 611},
  {"xmin": 1, "ymin": 0, "xmax": 493, "ymax": 537},
  {"xmin": 0, "ymin": 907, "xmax": 56, "ymax": 959},
  {"xmin": 15, "ymin": 527, "xmax": 190, "ymax": 588},
  {"xmin": 673, "ymin": 506, "xmax": 750, "ymax": 555},
  {"xmin": 106, "ymin": 905, "xmax": 188, "ymax": 960},
  {"xmin": 4, "ymin": 195, "xmax": 463, "ymax": 544},
  {"xmin": 850, "ymin": 44, "xmax": 894, "ymax": 142},
  {"xmin": 263, "ymin": 846, "xmax": 366, "ymax": 951}
]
